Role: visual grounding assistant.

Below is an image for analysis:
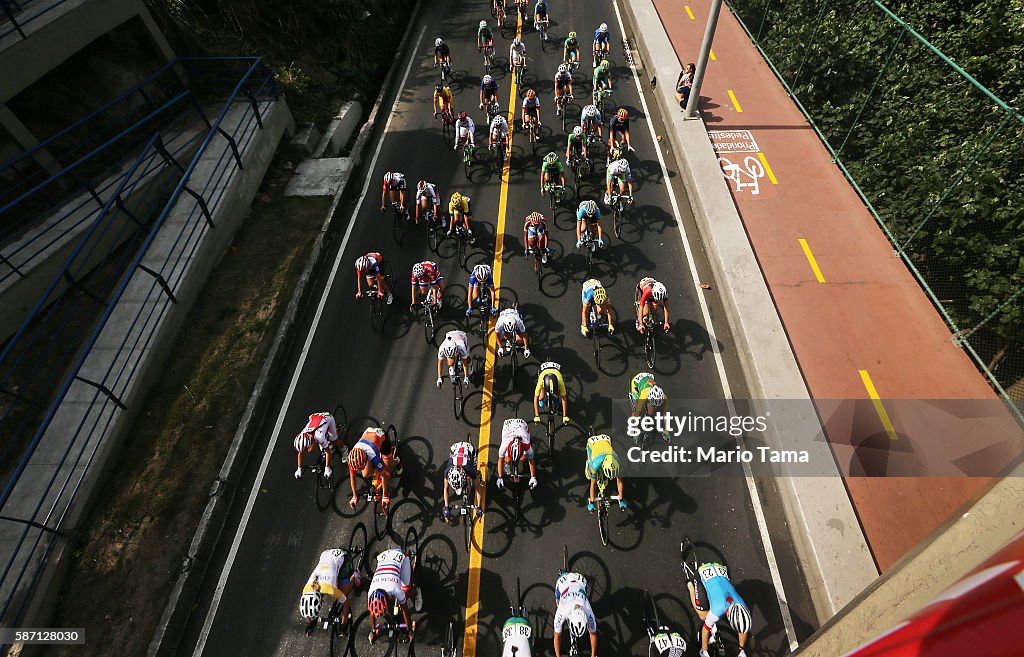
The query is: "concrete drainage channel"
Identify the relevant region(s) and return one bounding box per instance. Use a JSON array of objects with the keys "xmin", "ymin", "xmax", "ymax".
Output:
[{"xmin": 144, "ymin": 2, "xmax": 425, "ymax": 655}]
